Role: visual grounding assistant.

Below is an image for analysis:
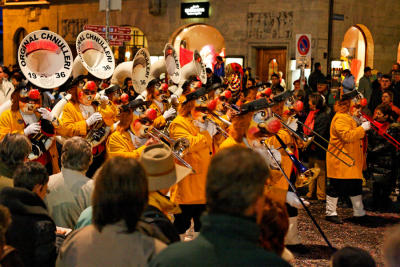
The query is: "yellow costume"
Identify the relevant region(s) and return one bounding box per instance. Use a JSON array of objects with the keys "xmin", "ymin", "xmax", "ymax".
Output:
[
  {"xmin": 0, "ymin": 109, "xmax": 60, "ymax": 173},
  {"xmin": 326, "ymin": 112, "xmax": 365, "ymax": 179},
  {"xmin": 106, "ymin": 130, "xmax": 147, "ymax": 159},
  {"xmin": 263, "ymin": 128, "xmax": 296, "ymax": 205},
  {"xmin": 169, "ymin": 115, "xmax": 212, "ymax": 205}
]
